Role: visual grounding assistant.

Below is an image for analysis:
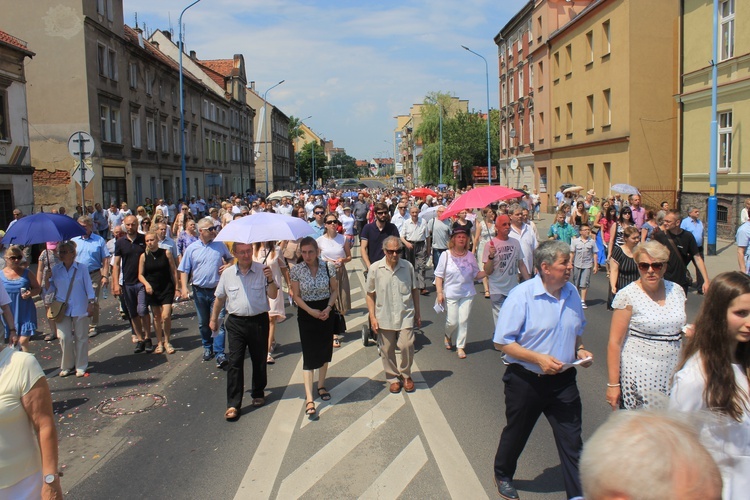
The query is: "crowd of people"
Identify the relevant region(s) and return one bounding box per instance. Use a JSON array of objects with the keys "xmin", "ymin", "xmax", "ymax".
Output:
[{"xmin": 0, "ymin": 185, "xmax": 747, "ymax": 499}]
